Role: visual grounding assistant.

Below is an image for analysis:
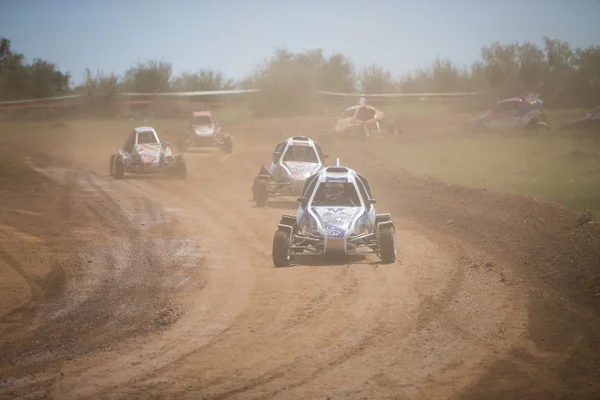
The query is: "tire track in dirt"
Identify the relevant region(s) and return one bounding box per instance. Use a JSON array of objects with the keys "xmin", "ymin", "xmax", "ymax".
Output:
[
  {"xmin": 52, "ymin": 171, "xmax": 256, "ymax": 399},
  {"xmin": 94, "ymin": 149, "xmax": 476, "ymax": 399},
  {"xmin": 0, "ymin": 162, "xmax": 200, "ymax": 399},
  {"xmin": 0, "ymin": 246, "xmax": 46, "ymax": 337},
  {"xmin": 0, "ymin": 167, "xmax": 80, "ymax": 343},
  {"xmin": 416, "ymin": 250, "xmax": 466, "ymax": 330},
  {"xmin": 159, "ymin": 266, "xmax": 389, "ymax": 400},
  {"xmin": 57, "ymin": 155, "xmax": 403, "ymax": 399},
  {"xmin": 181, "ymin": 267, "xmax": 369, "ymax": 397},
  {"xmin": 0, "ymin": 248, "xmax": 43, "ymax": 305}
]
